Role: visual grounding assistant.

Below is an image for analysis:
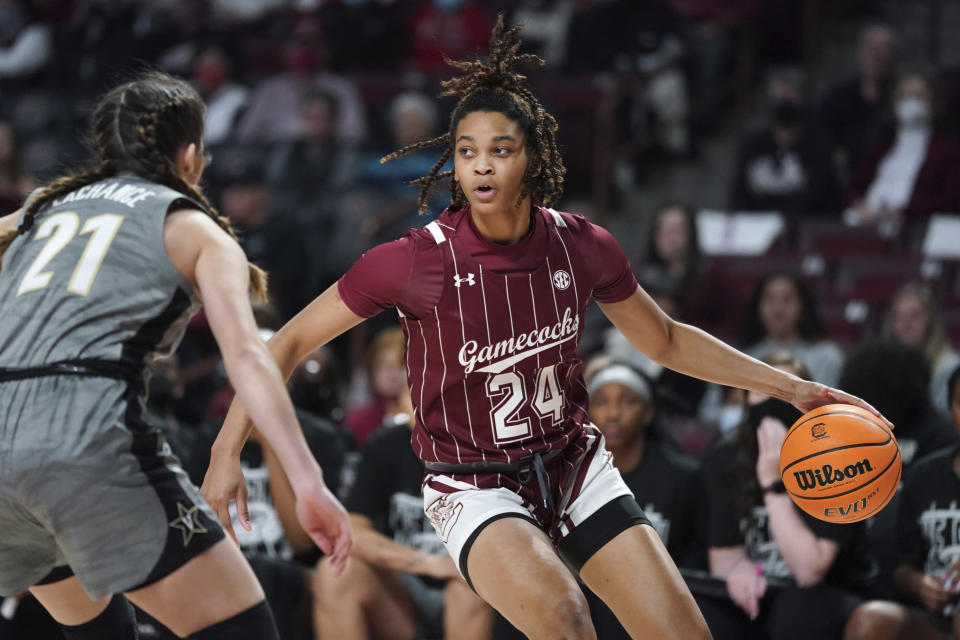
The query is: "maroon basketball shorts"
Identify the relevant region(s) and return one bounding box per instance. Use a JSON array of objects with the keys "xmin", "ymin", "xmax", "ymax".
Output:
[{"xmin": 422, "ymin": 427, "xmax": 651, "ymax": 588}]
